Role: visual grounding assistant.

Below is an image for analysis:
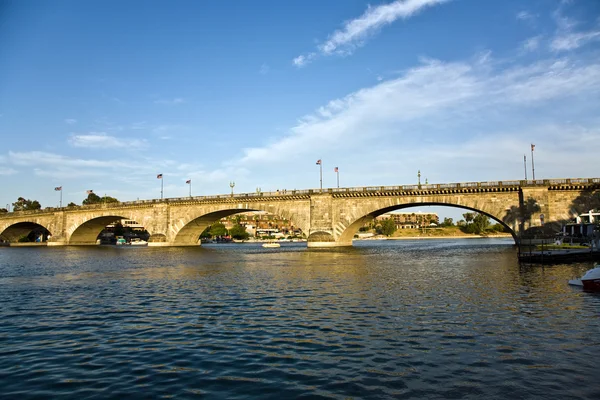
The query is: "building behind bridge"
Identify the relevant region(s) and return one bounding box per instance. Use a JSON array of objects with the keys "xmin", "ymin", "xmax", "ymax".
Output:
[{"xmin": 375, "ymin": 212, "xmax": 439, "ymax": 229}]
